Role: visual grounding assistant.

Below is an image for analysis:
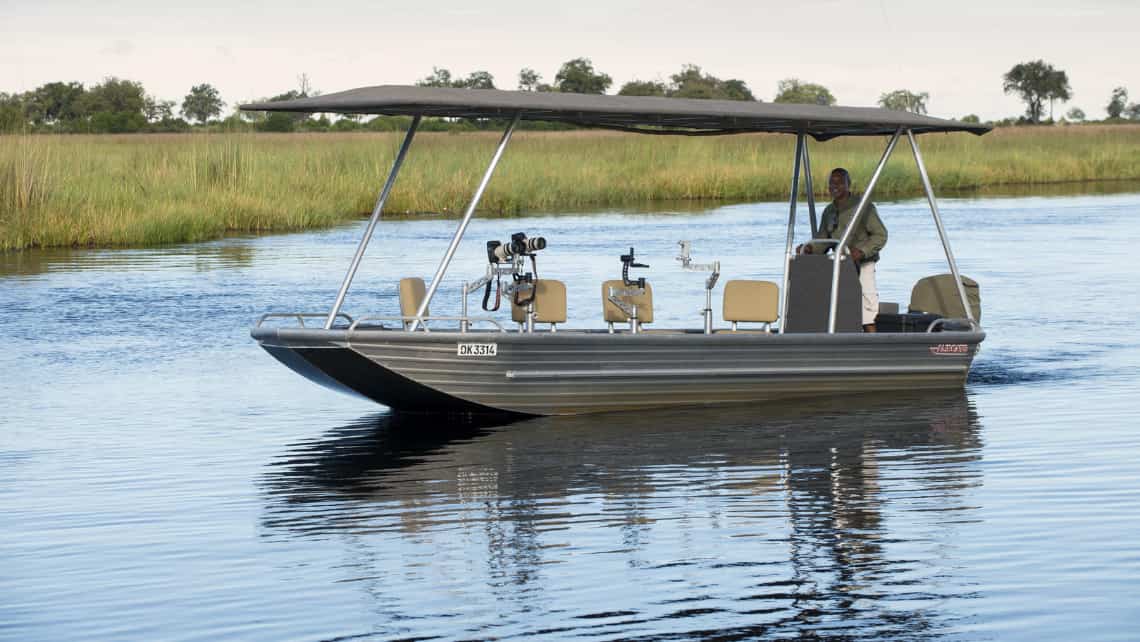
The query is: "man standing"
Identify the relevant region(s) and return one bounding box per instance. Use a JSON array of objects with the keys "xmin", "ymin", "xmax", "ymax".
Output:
[{"xmin": 797, "ymin": 168, "xmax": 888, "ymax": 332}]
